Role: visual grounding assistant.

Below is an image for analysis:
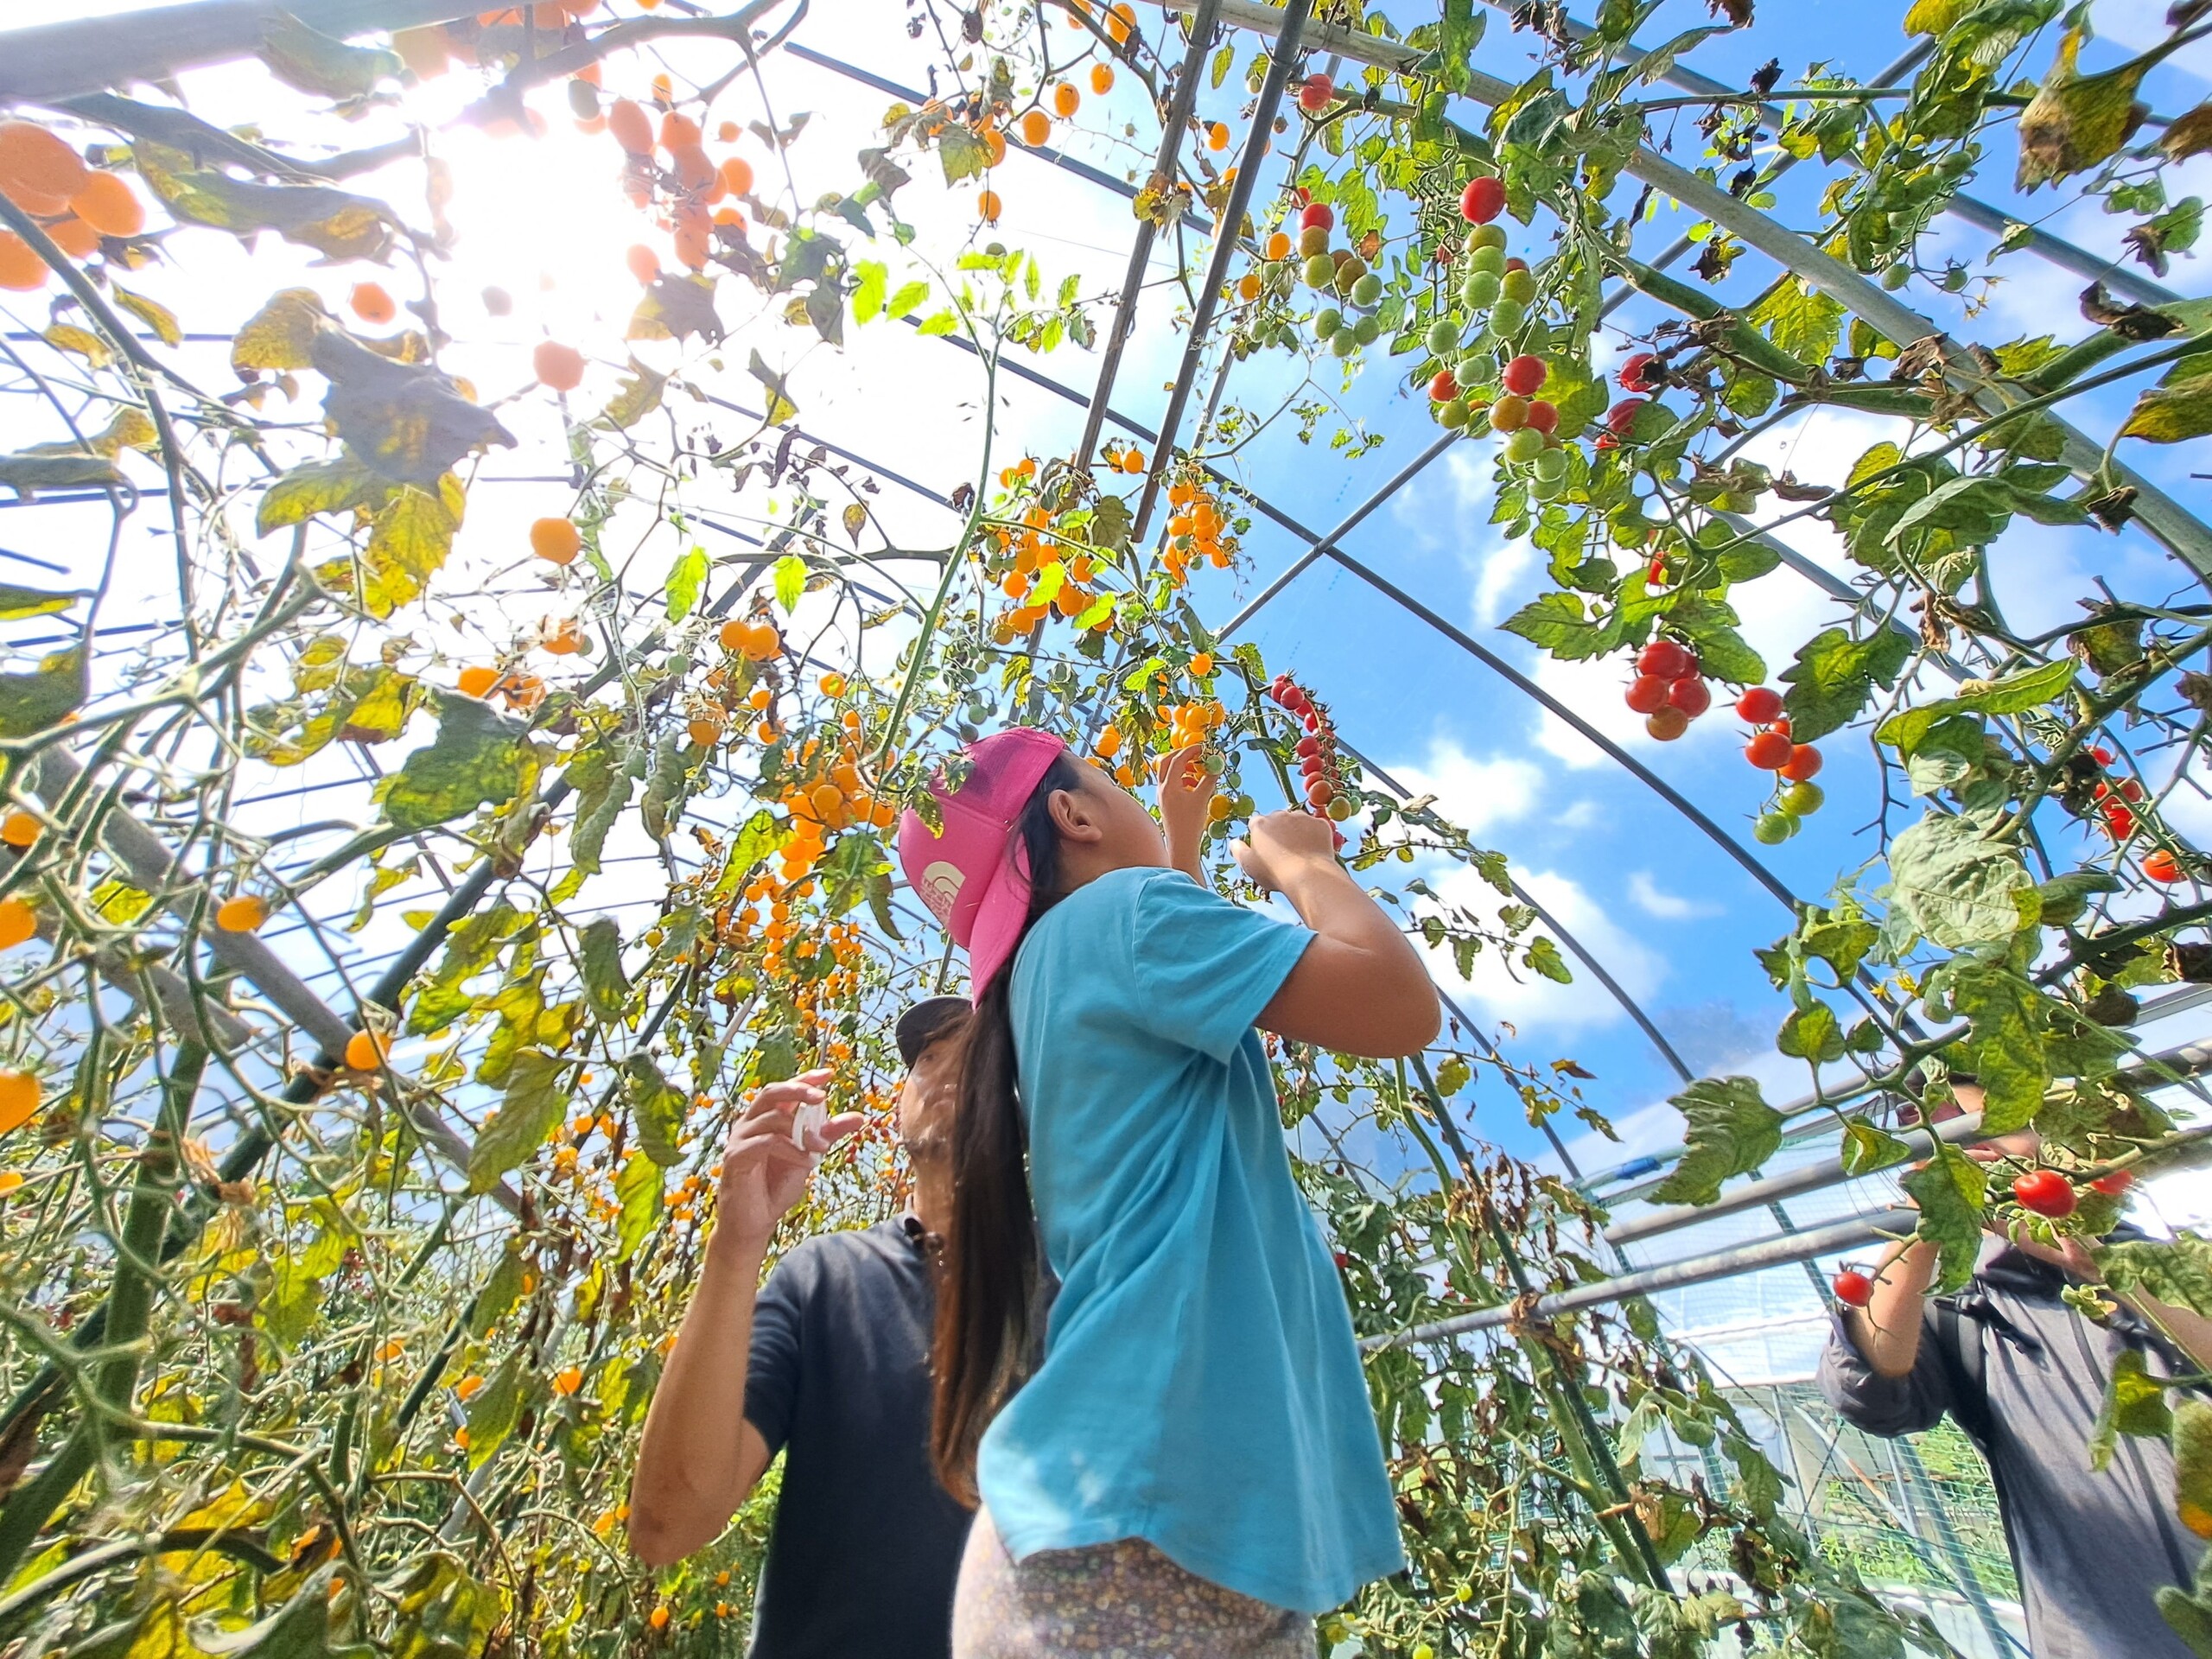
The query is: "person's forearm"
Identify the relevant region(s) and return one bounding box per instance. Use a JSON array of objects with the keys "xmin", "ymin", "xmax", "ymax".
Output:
[
  {"xmin": 1847, "ymin": 1237, "xmax": 1939, "ymax": 1379},
  {"xmin": 627, "ymin": 1230, "xmax": 766, "ymax": 1563},
  {"xmin": 1281, "ymin": 857, "xmax": 1426, "ymax": 976}
]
